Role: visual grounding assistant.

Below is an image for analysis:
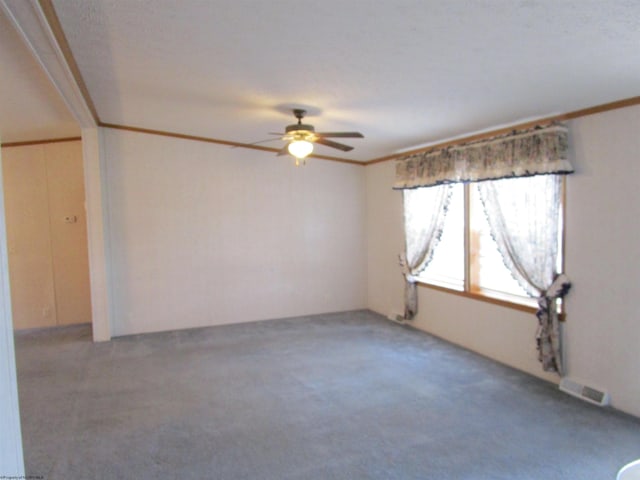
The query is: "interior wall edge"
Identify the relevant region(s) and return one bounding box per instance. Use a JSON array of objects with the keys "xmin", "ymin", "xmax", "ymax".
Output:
[
  {"xmin": 81, "ymin": 128, "xmax": 111, "ymax": 341},
  {"xmin": 0, "ymin": 138, "xmax": 25, "ymax": 475}
]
